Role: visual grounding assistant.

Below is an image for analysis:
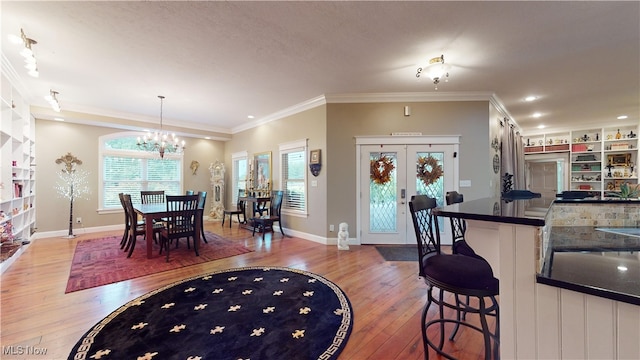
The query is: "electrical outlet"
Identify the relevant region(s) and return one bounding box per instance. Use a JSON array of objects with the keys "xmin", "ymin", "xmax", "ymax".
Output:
[
  {"xmin": 76, "ymin": 217, "xmax": 82, "ymax": 224},
  {"xmin": 329, "ymin": 224, "xmax": 334, "ymax": 232}
]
